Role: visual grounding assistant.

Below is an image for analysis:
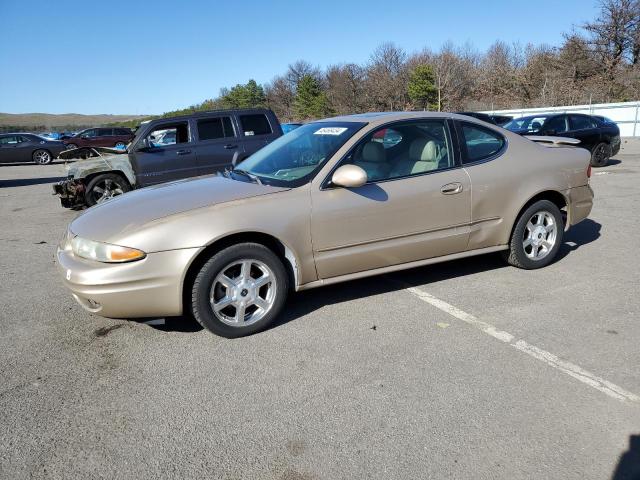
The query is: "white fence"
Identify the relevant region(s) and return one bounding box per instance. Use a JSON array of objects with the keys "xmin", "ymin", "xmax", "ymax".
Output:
[{"xmin": 484, "ymin": 101, "xmax": 640, "ymax": 137}]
